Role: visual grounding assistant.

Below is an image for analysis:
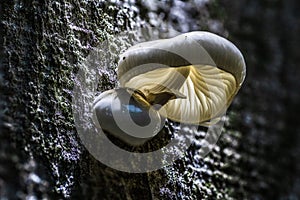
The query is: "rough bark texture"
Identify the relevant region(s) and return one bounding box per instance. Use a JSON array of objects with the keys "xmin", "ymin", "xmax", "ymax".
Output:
[
  {"xmin": 222, "ymin": 0, "xmax": 300, "ymax": 198},
  {"xmin": 1, "ymin": 0, "xmax": 299, "ymax": 199}
]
